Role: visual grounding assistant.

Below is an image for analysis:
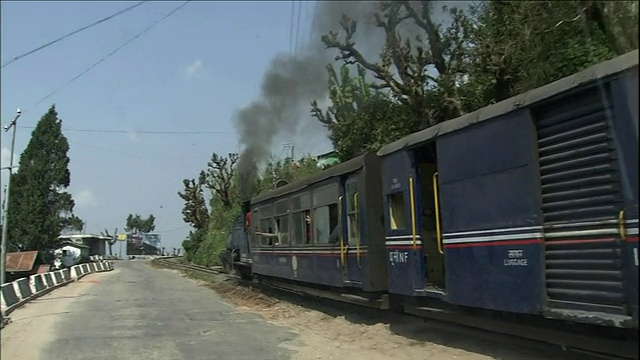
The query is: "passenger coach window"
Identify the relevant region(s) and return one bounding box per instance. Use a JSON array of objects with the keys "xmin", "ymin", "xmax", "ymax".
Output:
[
  {"xmin": 258, "ymin": 204, "xmax": 274, "ymax": 246},
  {"xmin": 290, "ymin": 193, "xmax": 311, "ymax": 244},
  {"xmin": 274, "ymin": 199, "xmax": 290, "ymax": 245},
  {"xmin": 314, "ymin": 204, "xmax": 339, "ymax": 244},
  {"xmin": 388, "ymin": 192, "xmax": 407, "ymax": 230},
  {"xmin": 275, "ymin": 216, "xmax": 289, "ymax": 245},
  {"xmin": 291, "ymin": 212, "xmax": 305, "ymax": 244},
  {"xmin": 291, "ymin": 194, "xmax": 311, "ymax": 210},
  {"xmin": 259, "ymin": 218, "xmax": 273, "ymax": 245},
  {"xmin": 312, "ymin": 183, "xmax": 340, "ymax": 245}
]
